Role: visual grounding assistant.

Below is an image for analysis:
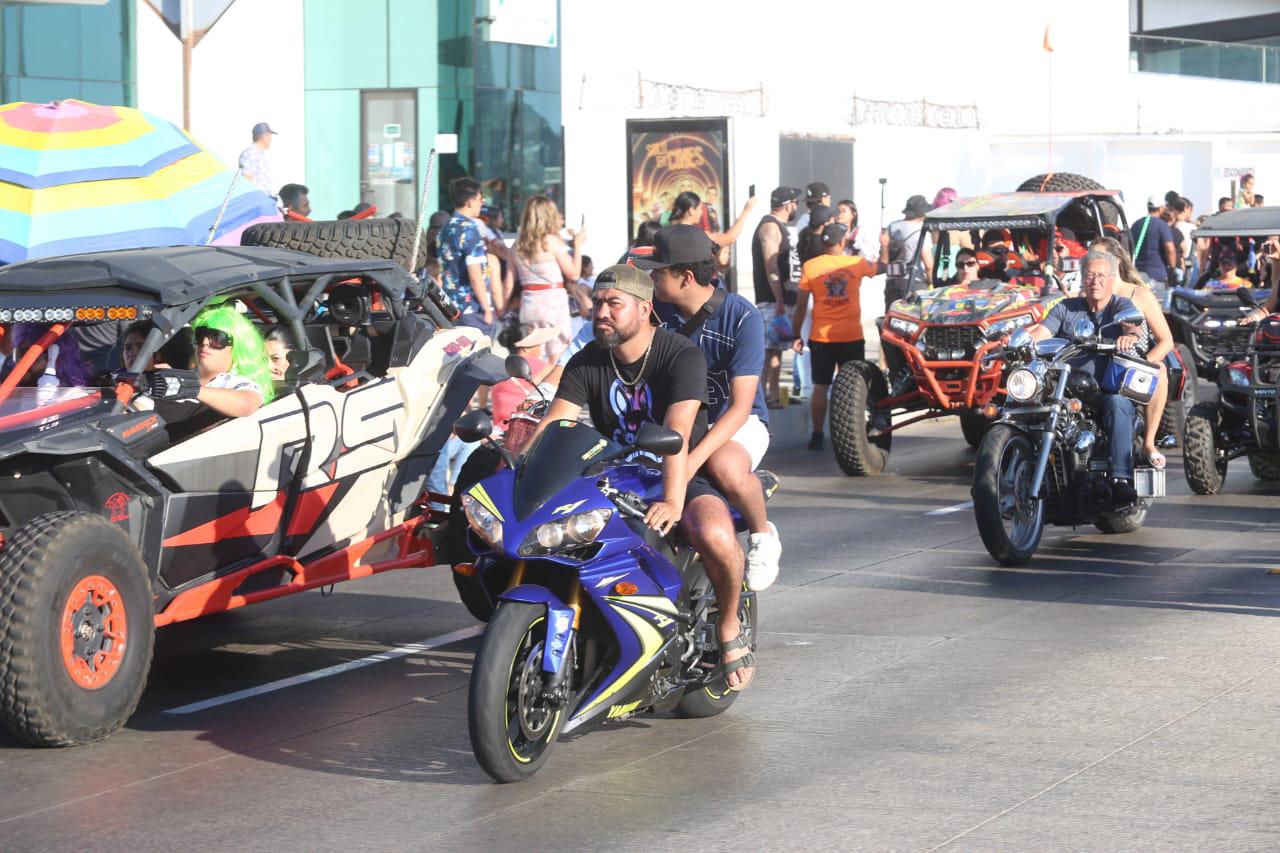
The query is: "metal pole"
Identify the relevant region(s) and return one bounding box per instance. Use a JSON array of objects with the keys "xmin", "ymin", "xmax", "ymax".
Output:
[
  {"xmin": 181, "ymin": 0, "xmax": 194, "ymax": 130},
  {"xmin": 205, "ymin": 168, "xmax": 242, "ymax": 245},
  {"xmin": 409, "ymin": 148, "xmax": 438, "ymax": 274},
  {"xmin": 878, "ymin": 178, "xmax": 887, "ymax": 230}
]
